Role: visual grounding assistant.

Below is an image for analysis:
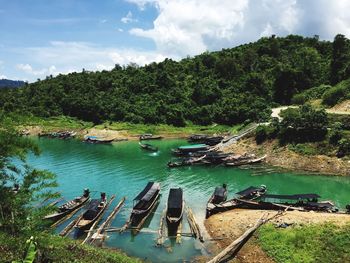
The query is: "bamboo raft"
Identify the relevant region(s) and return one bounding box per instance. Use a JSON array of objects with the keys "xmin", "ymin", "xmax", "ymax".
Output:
[
  {"xmin": 59, "ymin": 212, "xmax": 84, "ymax": 237},
  {"xmin": 89, "ymin": 196, "xmax": 126, "ymax": 245},
  {"xmin": 156, "ymin": 208, "xmax": 167, "ymax": 246},
  {"xmin": 185, "ymin": 205, "xmax": 204, "ymax": 242},
  {"xmin": 82, "ymin": 194, "xmax": 116, "ymax": 244}
]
